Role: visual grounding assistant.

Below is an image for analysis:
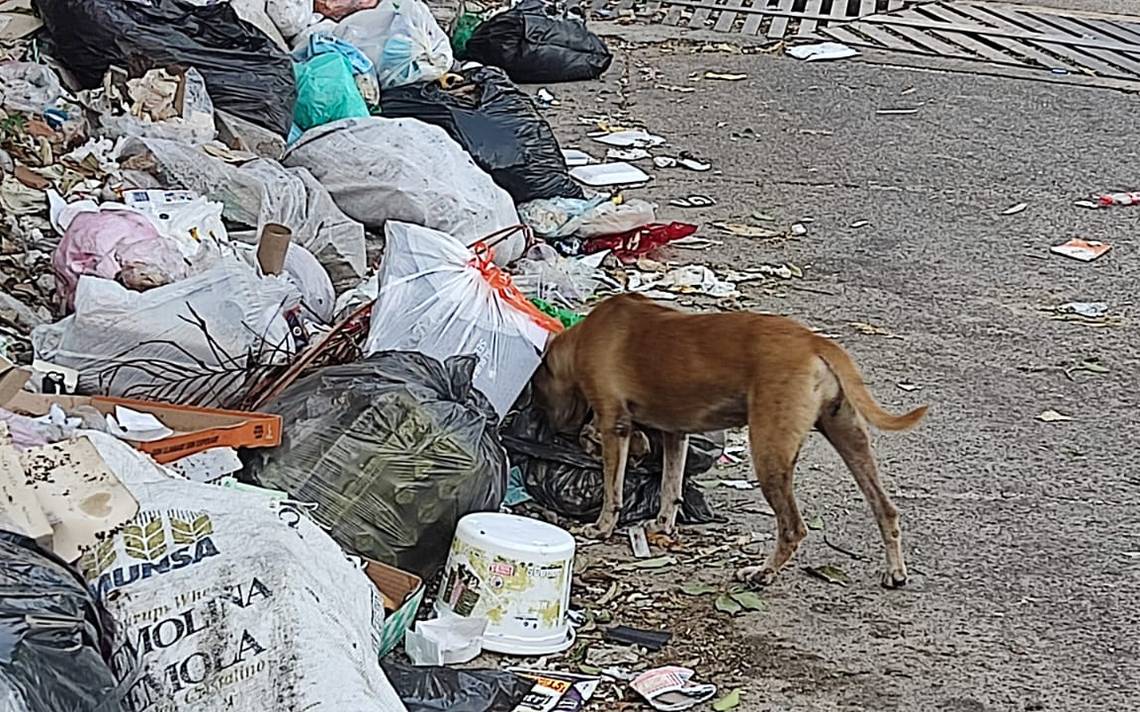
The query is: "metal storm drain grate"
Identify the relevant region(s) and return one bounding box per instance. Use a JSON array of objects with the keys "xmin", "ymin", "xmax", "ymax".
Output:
[
  {"xmin": 822, "ymin": 2, "xmax": 1140, "ymax": 82},
  {"xmin": 592, "ymin": 0, "xmax": 907, "ymax": 40}
]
